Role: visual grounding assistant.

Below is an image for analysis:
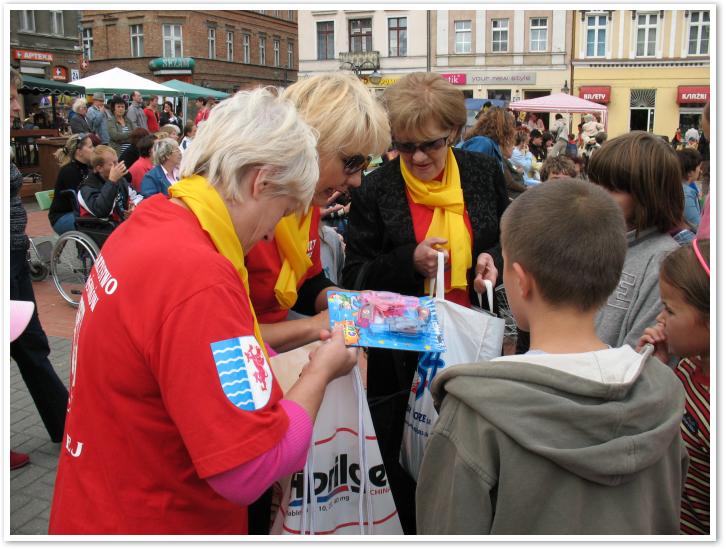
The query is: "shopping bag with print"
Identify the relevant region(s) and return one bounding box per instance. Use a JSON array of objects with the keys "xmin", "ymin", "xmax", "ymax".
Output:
[
  {"xmin": 271, "ymin": 365, "xmax": 403, "ymax": 535},
  {"xmin": 400, "ymin": 251, "xmax": 505, "ymax": 480}
]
